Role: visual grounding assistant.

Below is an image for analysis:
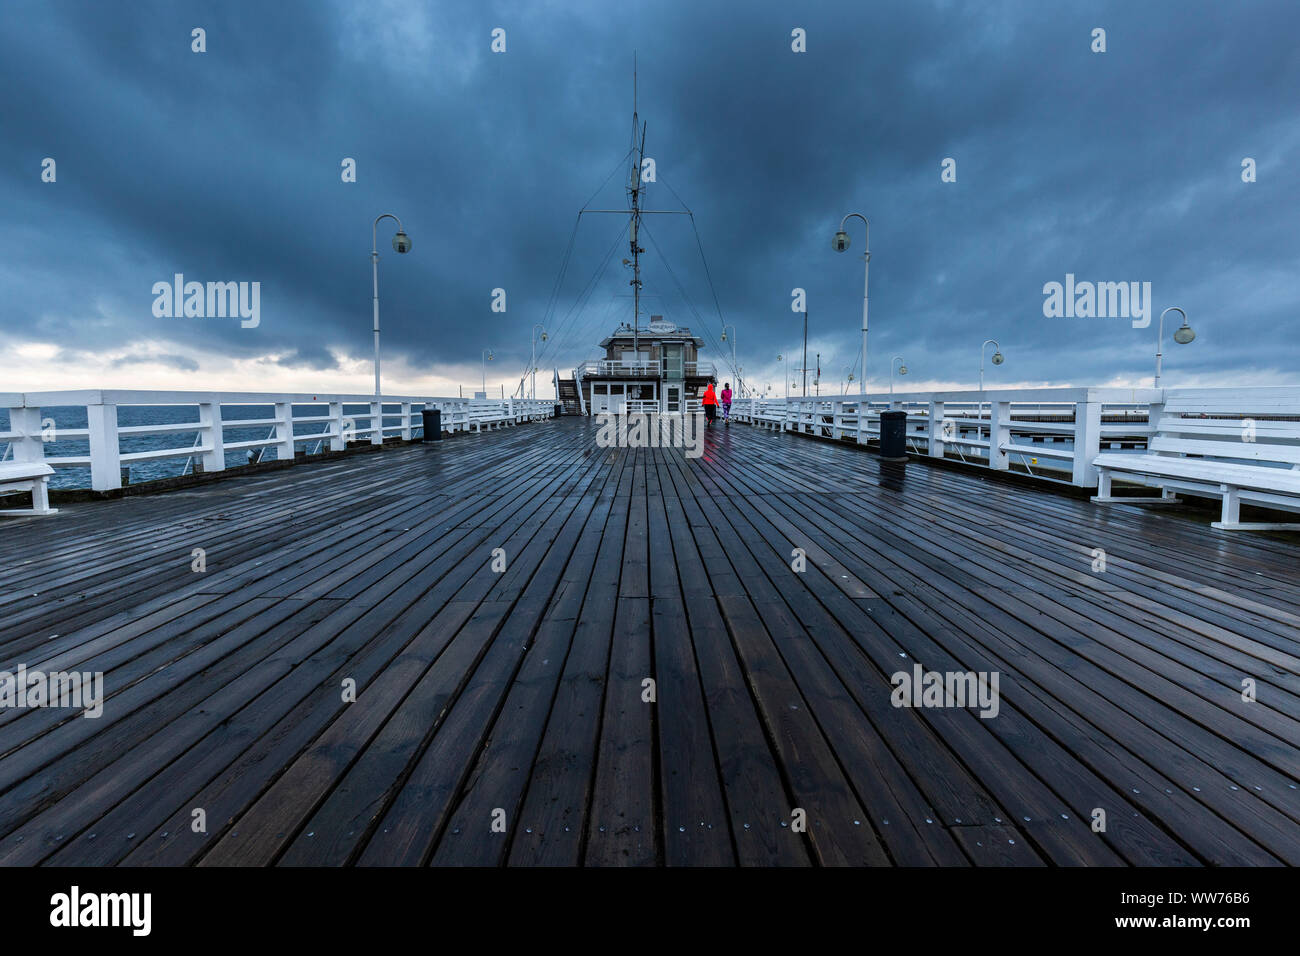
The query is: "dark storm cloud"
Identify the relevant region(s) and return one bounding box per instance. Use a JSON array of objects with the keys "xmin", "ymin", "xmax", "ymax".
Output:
[
  {"xmin": 273, "ymin": 345, "xmax": 340, "ymax": 370},
  {"xmin": 1, "ymin": 0, "xmax": 1297, "ymax": 391}
]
